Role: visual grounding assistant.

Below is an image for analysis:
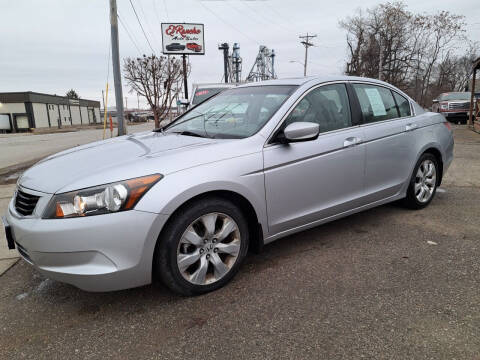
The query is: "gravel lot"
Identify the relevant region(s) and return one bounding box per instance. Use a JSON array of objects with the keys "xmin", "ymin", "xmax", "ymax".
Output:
[{"xmin": 0, "ymin": 126, "xmax": 479, "ymax": 359}]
